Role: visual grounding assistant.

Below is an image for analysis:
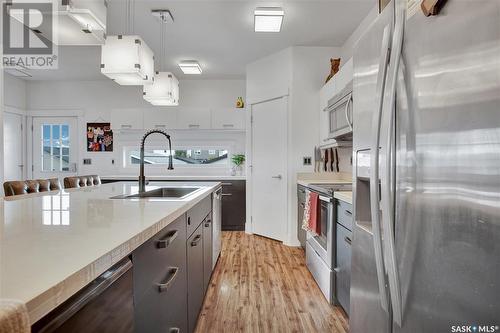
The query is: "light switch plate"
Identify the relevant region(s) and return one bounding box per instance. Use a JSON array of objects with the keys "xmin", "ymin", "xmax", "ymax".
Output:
[{"xmin": 83, "ymin": 158, "xmax": 92, "ymax": 165}]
